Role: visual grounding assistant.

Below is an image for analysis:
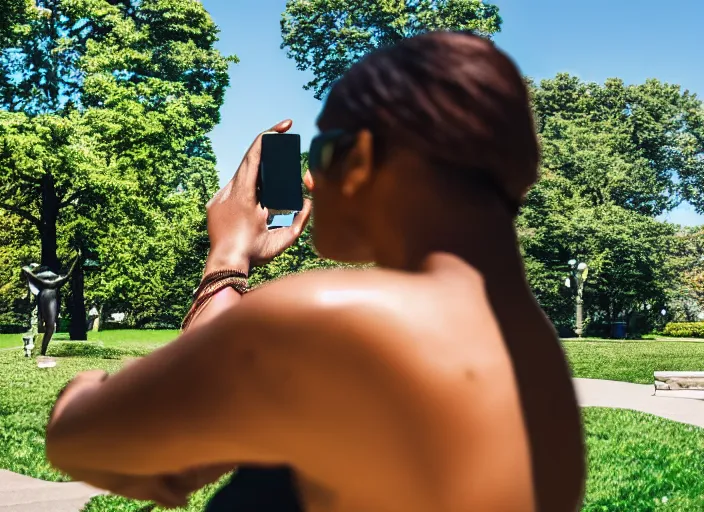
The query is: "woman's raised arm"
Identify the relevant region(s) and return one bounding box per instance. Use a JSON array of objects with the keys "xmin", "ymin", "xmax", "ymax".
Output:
[{"xmin": 44, "ymin": 119, "xmax": 312, "ymax": 499}]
